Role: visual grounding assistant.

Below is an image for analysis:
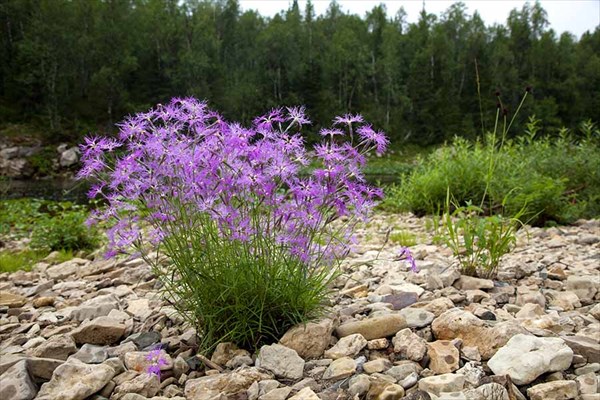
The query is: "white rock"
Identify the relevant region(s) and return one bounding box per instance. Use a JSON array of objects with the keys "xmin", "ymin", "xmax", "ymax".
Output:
[
  {"xmin": 324, "ymin": 333, "xmax": 367, "ymax": 359},
  {"xmin": 256, "ymin": 344, "xmax": 305, "ymax": 380},
  {"xmin": 488, "ymin": 334, "xmax": 573, "ymax": 385}
]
